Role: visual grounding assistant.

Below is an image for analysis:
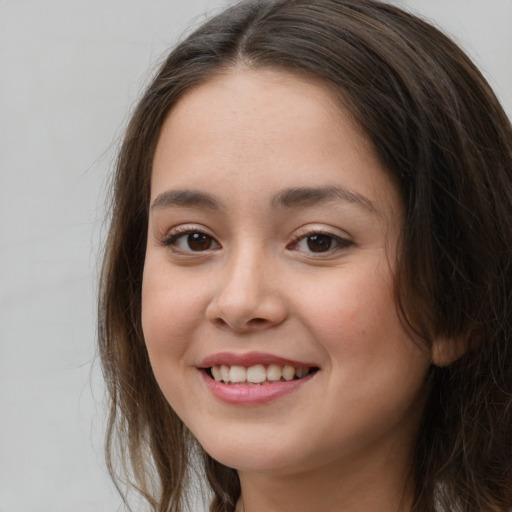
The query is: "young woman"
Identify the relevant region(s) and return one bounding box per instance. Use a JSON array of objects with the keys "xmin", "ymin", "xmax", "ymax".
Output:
[{"xmin": 98, "ymin": 1, "xmax": 512, "ymax": 511}]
